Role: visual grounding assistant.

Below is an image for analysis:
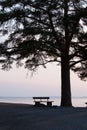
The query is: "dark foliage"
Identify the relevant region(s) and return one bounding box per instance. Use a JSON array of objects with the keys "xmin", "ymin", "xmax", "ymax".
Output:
[{"xmin": 0, "ymin": 0, "xmax": 87, "ymax": 106}]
